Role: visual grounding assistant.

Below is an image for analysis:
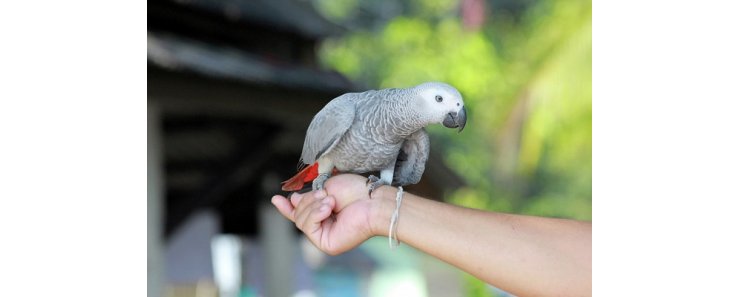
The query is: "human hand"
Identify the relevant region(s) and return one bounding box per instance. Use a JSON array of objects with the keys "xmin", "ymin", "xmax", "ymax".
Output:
[{"xmin": 271, "ymin": 174, "xmax": 387, "ymax": 255}]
